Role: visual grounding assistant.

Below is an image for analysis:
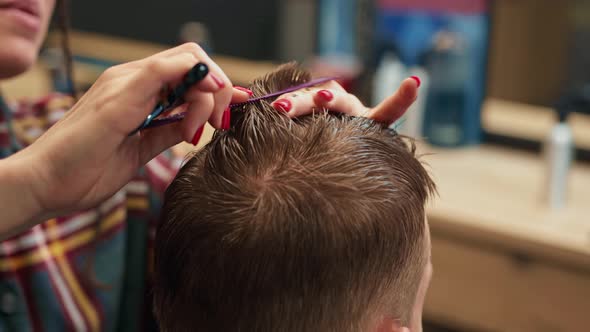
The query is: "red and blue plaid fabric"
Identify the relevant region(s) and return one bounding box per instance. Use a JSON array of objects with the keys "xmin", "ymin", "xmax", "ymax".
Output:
[{"xmin": 0, "ymin": 94, "xmax": 181, "ymax": 331}]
